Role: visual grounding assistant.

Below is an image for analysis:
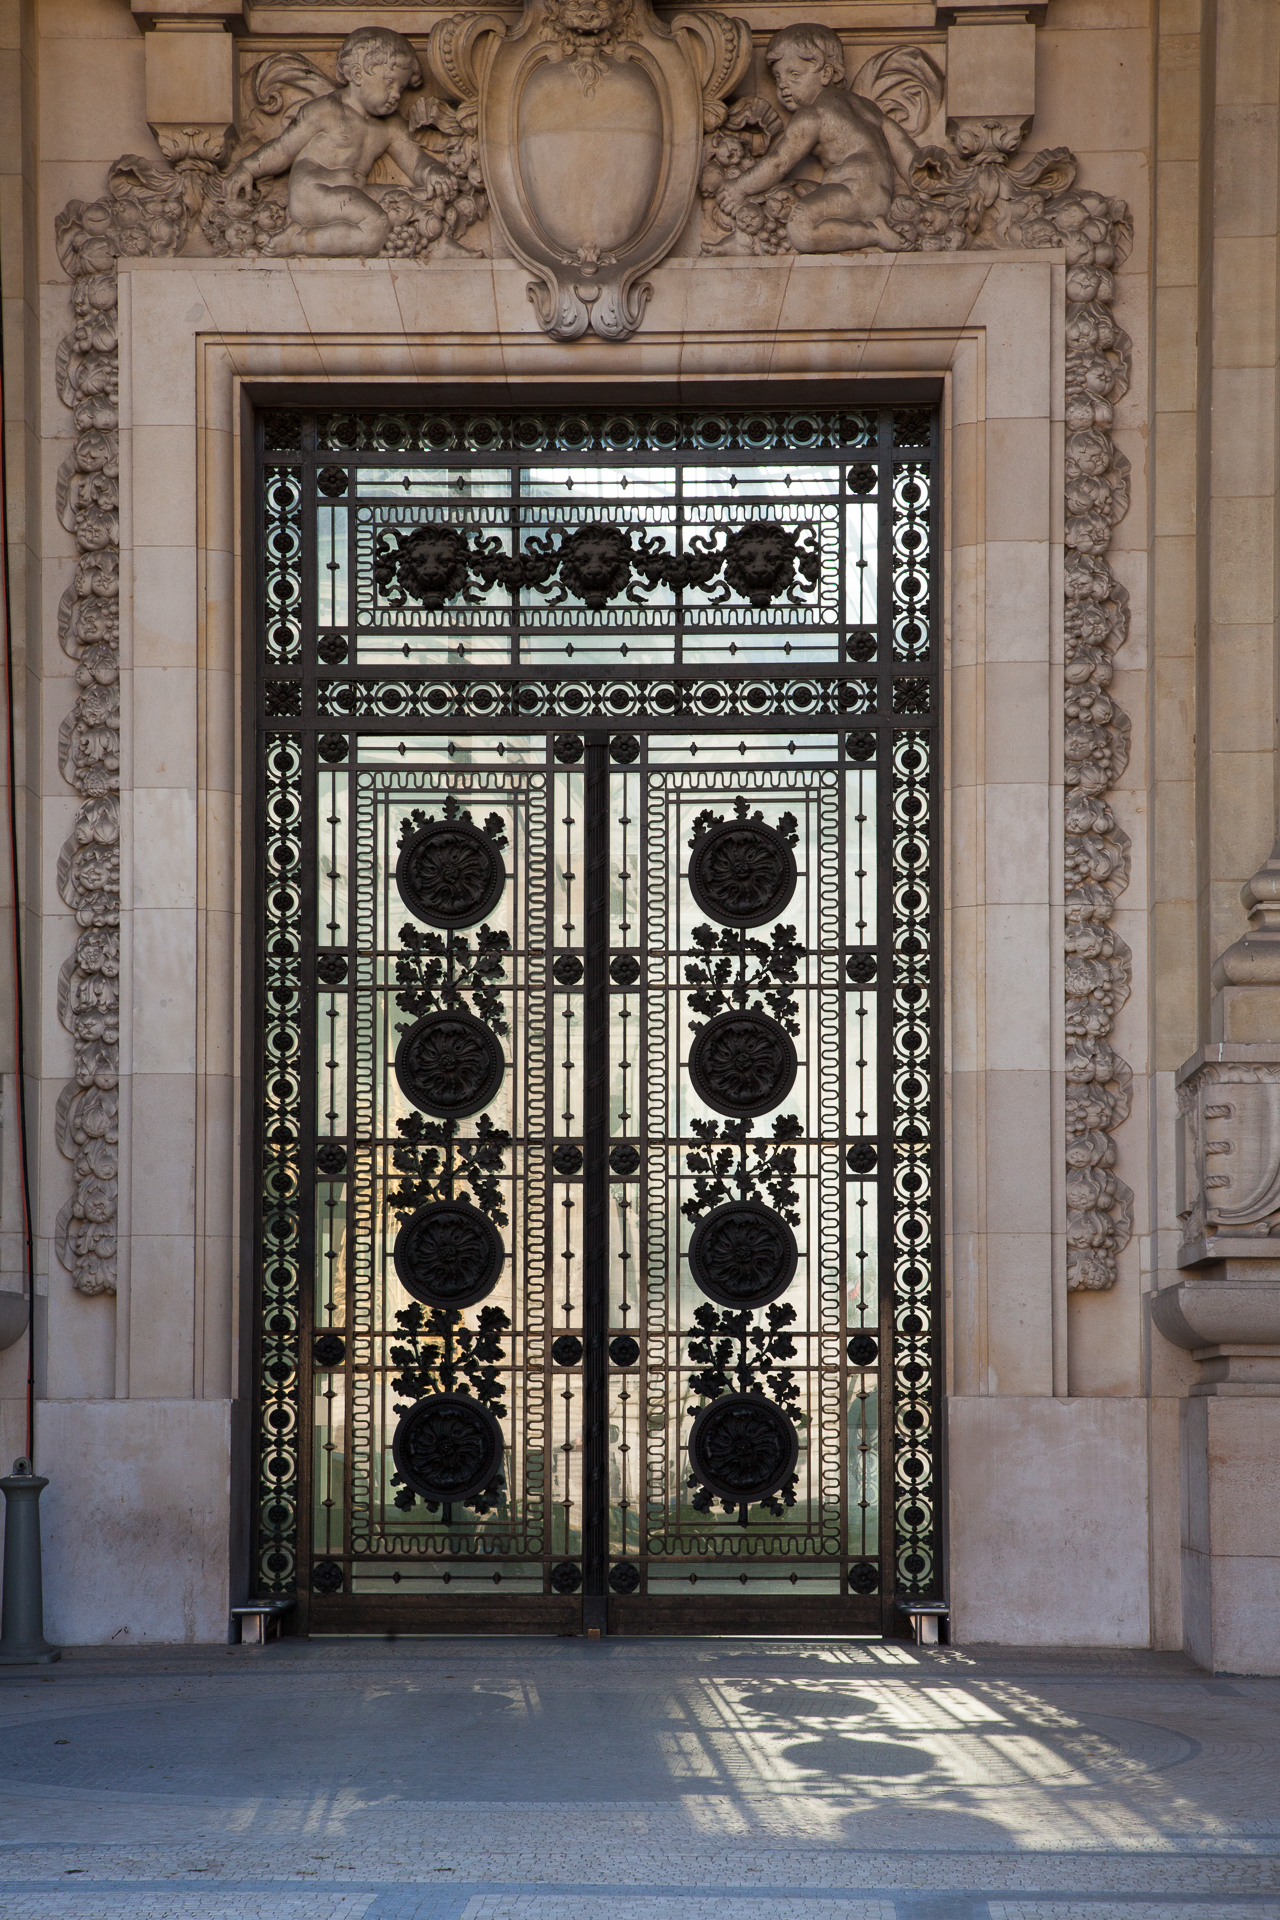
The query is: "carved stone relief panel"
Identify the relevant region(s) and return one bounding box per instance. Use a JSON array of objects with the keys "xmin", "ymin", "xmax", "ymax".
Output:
[
  {"xmin": 474, "ymin": 0, "xmax": 751, "ymax": 338},
  {"xmin": 216, "ymin": 28, "xmax": 489, "ymax": 259},
  {"xmin": 700, "ymin": 32, "xmax": 944, "ymax": 256},
  {"xmin": 50, "ymin": 16, "xmax": 1137, "ymax": 1297},
  {"xmin": 1176, "ymin": 1049, "xmax": 1280, "ymax": 1263}
]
